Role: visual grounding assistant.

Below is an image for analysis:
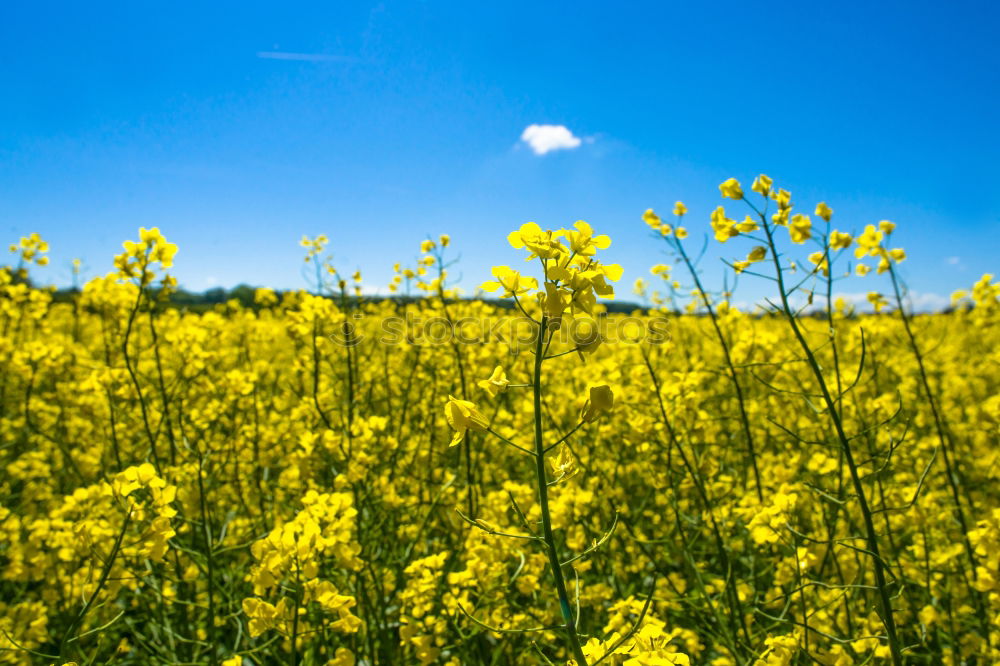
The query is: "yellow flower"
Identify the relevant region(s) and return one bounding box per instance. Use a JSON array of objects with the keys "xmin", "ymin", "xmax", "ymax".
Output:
[
  {"xmin": 507, "ymin": 222, "xmax": 567, "ymax": 259},
  {"xmin": 830, "ymin": 230, "xmax": 853, "ymax": 250},
  {"xmin": 643, "ymin": 209, "xmax": 662, "ymax": 229},
  {"xmin": 719, "ymin": 178, "xmax": 743, "ymax": 200},
  {"xmin": 867, "ymin": 291, "xmax": 888, "ymax": 312},
  {"xmin": 254, "ymin": 287, "xmax": 278, "ymax": 306},
  {"xmin": 581, "ymin": 385, "xmax": 614, "ymax": 423},
  {"xmin": 772, "ymin": 188, "xmax": 792, "ymax": 209},
  {"xmin": 542, "ymin": 281, "xmax": 570, "ymax": 317},
  {"xmin": 445, "ymin": 395, "xmax": 489, "ymax": 446},
  {"xmin": 789, "ymin": 214, "xmax": 812, "ymax": 244},
  {"xmin": 114, "ymin": 227, "xmax": 178, "ymax": 282},
  {"xmin": 439, "ymin": 234, "xmax": 450, "ymax": 247},
  {"xmin": 242, "ymin": 597, "xmax": 290, "ymax": 638},
  {"xmin": 751, "ymin": 174, "xmax": 773, "ymax": 196},
  {"xmin": 550, "ymin": 445, "xmax": 578, "ymax": 481},
  {"xmin": 854, "ymin": 224, "xmax": 884, "ymax": 258},
  {"xmin": 756, "ymin": 632, "xmax": 800, "ymax": 665},
  {"xmin": 329, "ymin": 647, "xmax": 356, "ymax": 666},
  {"xmin": 814, "ymin": 202, "xmax": 833, "ymax": 222},
  {"xmin": 477, "ymin": 366, "xmax": 510, "ymax": 398},
  {"xmin": 420, "ymin": 239, "xmax": 435, "ymax": 253},
  {"xmin": 564, "ymin": 220, "xmax": 611, "ymax": 256},
  {"xmin": 808, "ymin": 251, "xmax": 829, "ymax": 276},
  {"xmin": 856, "ymin": 263, "xmax": 871, "ymax": 276},
  {"xmin": 139, "ymin": 226, "xmax": 163, "ymax": 244},
  {"xmin": 736, "ymin": 215, "xmax": 759, "ymax": 233},
  {"xmin": 879, "ymin": 220, "xmax": 896, "ymax": 234},
  {"xmin": 735, "ymin": 246, "xmax": 766, "ymax": 274},
  {"xmin": 711, "ymin": 206, "xmax": 739, "ymax": 243},
  {"xmin": 673, "ymin": 201, "xmax": 687, "ymax": 216},
  {"xmin": 112, "ymin": 462, "xmax": 159, "ymax": 498},
  {"xmin": 480, "ymin": 266, "xmax": 539, "ymax": 298}
]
